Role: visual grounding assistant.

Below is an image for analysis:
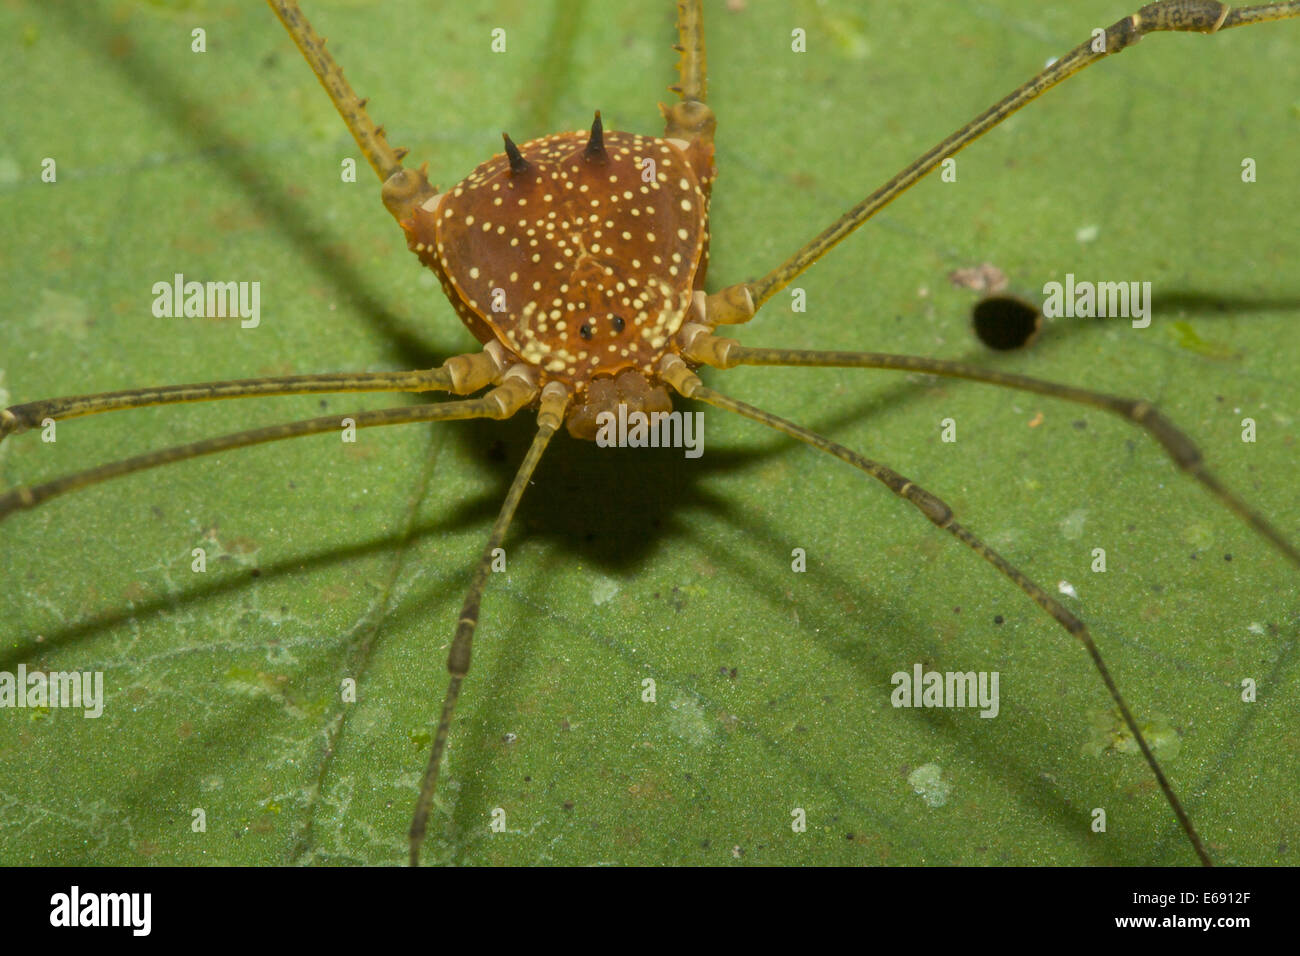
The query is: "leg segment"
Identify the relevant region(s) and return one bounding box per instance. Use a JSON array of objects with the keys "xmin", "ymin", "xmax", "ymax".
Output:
[
  {"xmin": 408, "ymin": 383, "xmax": 571, "ymax": 866},
  {"xmin": 672, "ymin": 0, "xmax": 707, "ymax": 104},
  {"xmin": 0, "ymin": 347, "xmax": 506, "ymax": 440},
  {"xmin": 680, "ymin": 339, "xmax": 1300, "ymax": 569},
  {"xmin": 742, "ymin": 1, "xmax": 1300, "ymax": 310},
  {"xmin": 657, "ymin": 357, "xmax": 1213, "ymax": 865},
  {"xmin": 265, "ymin": 0, "xmax": 437, "ymax": 221},
  {"xmin": 0, "ymin": 376, "xmax": 538, "ymax": 520},
  {"xmin": 265, "ymin": 0, "xmax": 406, "ymax": 181},
  {"xmin": 662, "ymin": 0, "xmax": 716, "ymax": 145}
]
